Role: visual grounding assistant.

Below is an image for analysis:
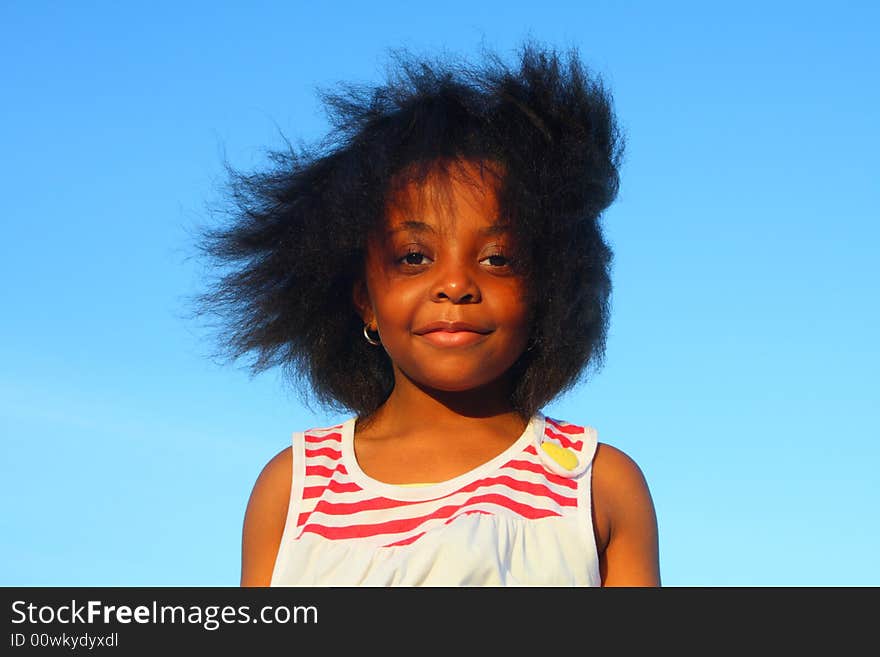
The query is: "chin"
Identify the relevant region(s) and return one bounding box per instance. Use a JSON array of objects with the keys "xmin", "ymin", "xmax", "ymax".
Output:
[
  {"xmin": 409, "ymin": 367, "xmax": 507, "ymax": 394},
  {"xmin": 424, "ymin": 380, "xmax": 490, "ymax": 393}
]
